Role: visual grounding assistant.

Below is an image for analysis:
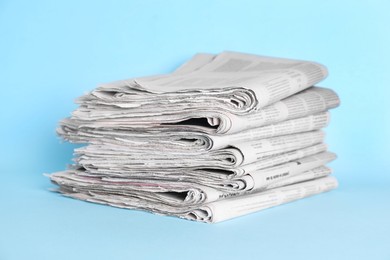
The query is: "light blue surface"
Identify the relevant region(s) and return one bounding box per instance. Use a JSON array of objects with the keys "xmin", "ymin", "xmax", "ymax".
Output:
[{"xmin": 1, "ymin": 0, "xmax": 389, "ymax": 259}]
